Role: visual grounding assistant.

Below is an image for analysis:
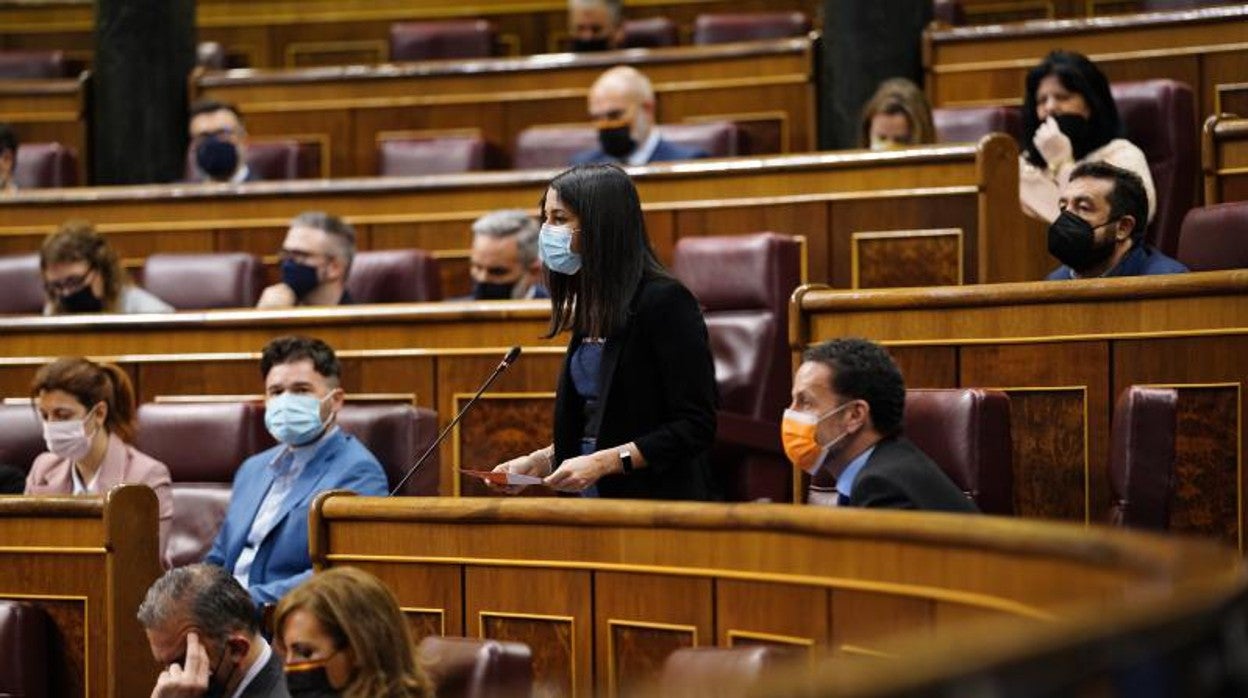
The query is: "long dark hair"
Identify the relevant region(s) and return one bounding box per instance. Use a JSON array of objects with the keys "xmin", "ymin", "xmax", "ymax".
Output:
[
  {"xmin": 541, "ymin": 164, "xmax": 667, "ymax": 338},
  {"xmin": 1021, "ymin": 50, "xmax": 1122, "ymax": 168}
]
